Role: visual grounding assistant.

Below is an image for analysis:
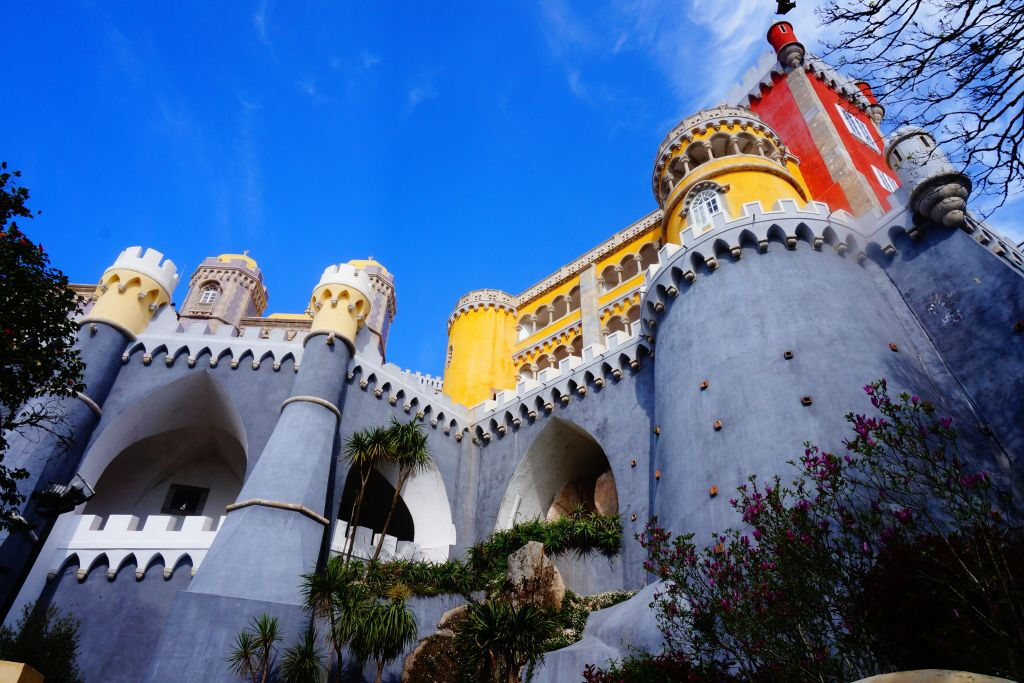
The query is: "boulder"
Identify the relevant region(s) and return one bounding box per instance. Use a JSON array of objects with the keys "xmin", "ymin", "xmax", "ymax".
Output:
[
  {"xmin": 505, "ymin": 541, "xmax": 566, "ymax": 611},
  {"xmin": 546, "ymin": 479, "xmax": 595, "ymax": 520},
  {"xmin": 593, "ymin": 469, "xmax": 618, "ymax": 515}
]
